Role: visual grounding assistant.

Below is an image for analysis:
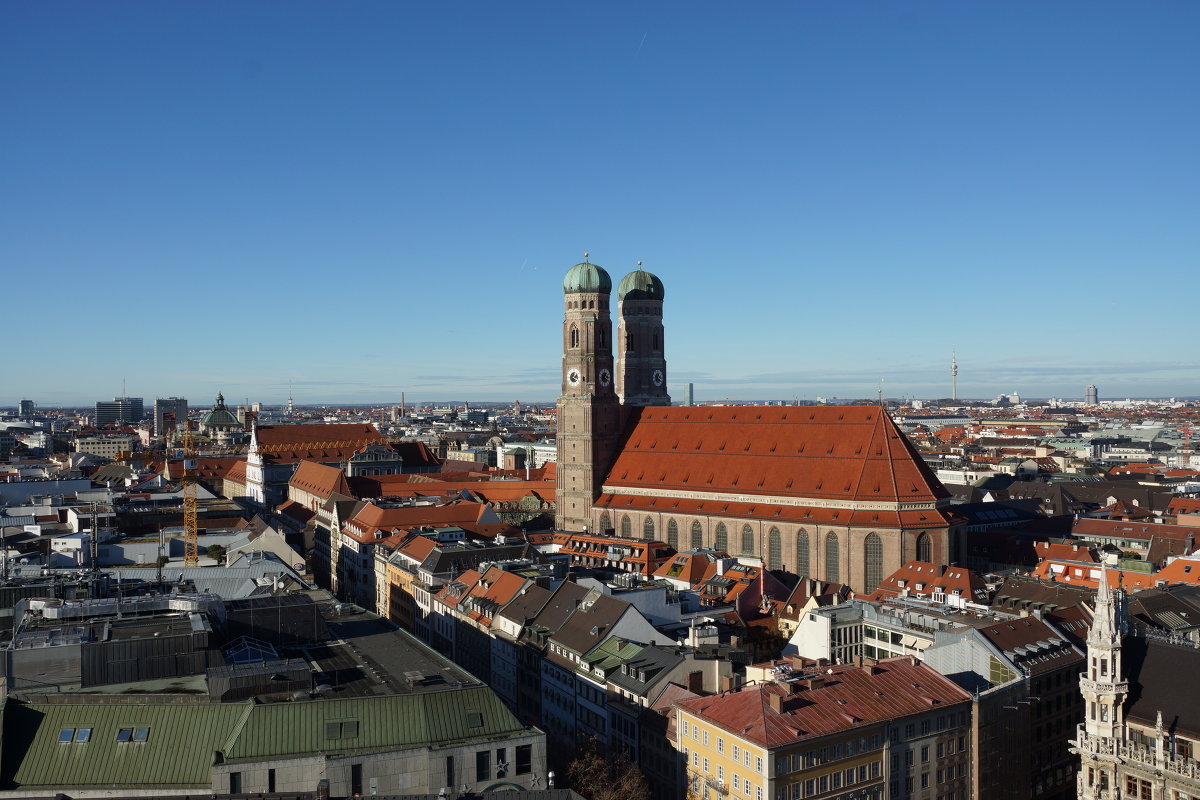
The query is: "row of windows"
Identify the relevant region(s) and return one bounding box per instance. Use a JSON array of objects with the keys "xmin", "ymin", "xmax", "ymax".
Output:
[
  {"xmin": 775, "ymin": 735, "xmax": 883, "ymax": 774},
  {"xmin": 600, "ymin": 517, "xmax": 931, "ymax": 589},
  {"xmin": 59, "ymin": 726, "xmax": 150, "ymax": 744},
  {"xmin": 776, "ymin": 762, "xmax": 881, "ymax": 798}
]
